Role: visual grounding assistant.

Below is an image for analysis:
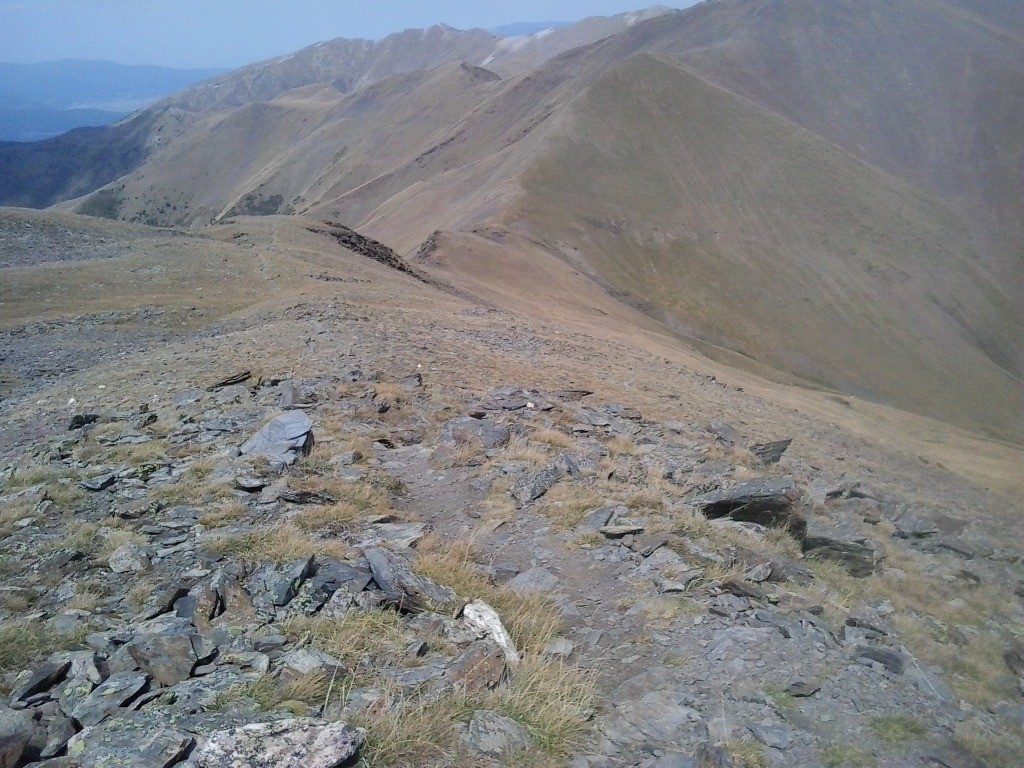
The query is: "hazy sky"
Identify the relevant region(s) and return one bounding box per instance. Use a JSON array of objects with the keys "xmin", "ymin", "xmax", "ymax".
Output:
[{"xmin": 2, "ymin": 1, "xmax": 694, "ymax": 69}]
